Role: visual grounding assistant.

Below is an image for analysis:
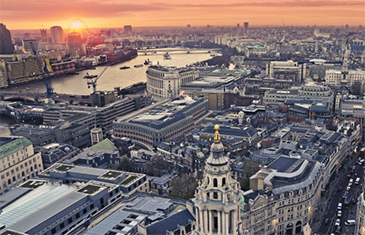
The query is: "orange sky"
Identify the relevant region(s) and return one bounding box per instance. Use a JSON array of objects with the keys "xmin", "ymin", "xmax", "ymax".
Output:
[{"xmin": 1, "ymin": 0, "xmax": 365, "ymax": 29}]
